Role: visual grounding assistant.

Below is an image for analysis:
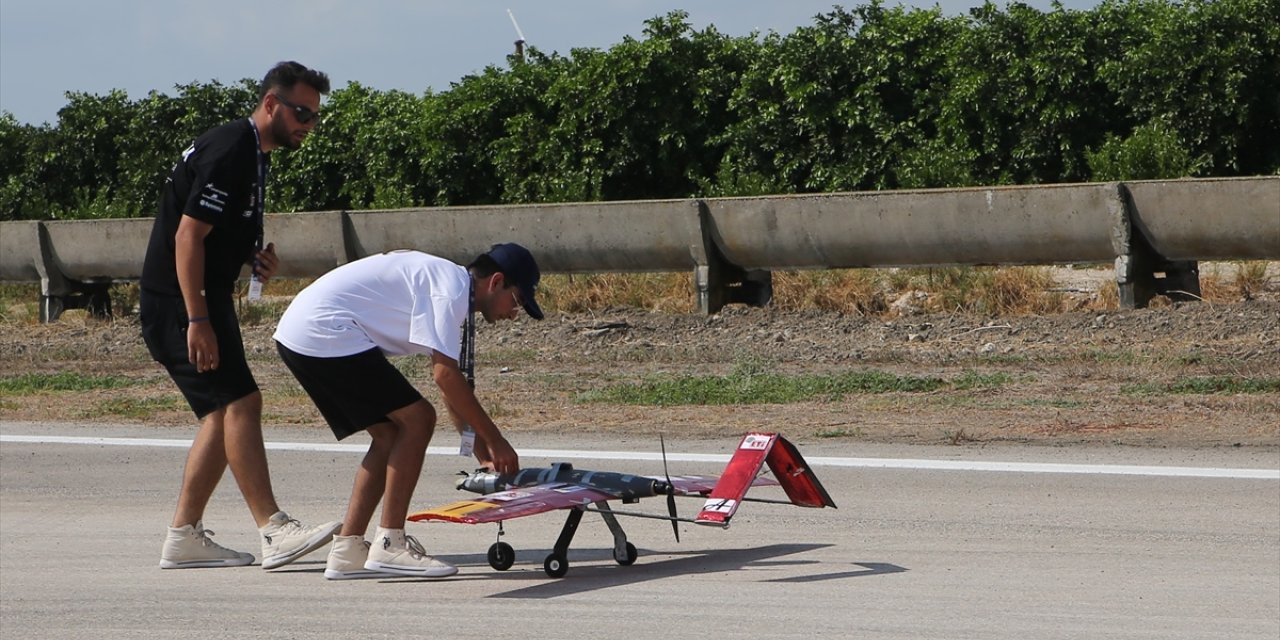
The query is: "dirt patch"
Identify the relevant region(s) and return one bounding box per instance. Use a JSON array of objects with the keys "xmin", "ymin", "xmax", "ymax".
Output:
[{"xmin": 3, "ymin": 285, "xmax": 1277, "ymax": 451}]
